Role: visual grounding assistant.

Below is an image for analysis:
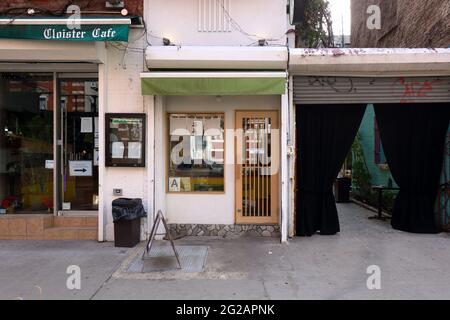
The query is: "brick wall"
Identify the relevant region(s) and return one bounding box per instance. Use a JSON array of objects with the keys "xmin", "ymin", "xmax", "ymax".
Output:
[
  {"xmin": 351, "ymin": 0, "xmax": 450, "ymax": 47},
  {"xmin": 0, "ymin": 0, "xmax": 143, "ymax": 17}
]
